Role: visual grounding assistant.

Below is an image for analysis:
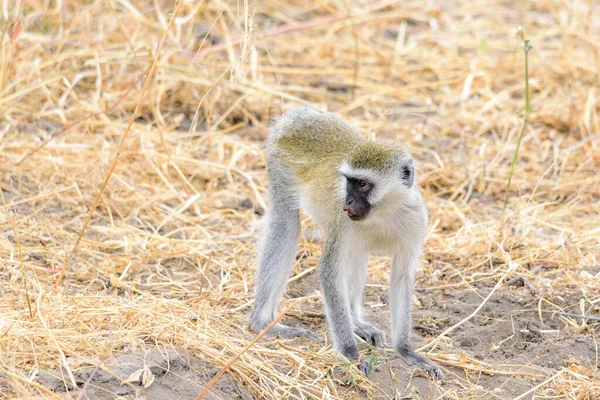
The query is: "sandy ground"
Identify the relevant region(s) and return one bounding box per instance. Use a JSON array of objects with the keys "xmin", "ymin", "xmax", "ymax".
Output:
[
  {"xmin": 284, "ymin": 264, "xmax": 600, "ymax": 399},
  {"xmin": 37, "ymin": 349, "xmax": 251, "ymax": 400},
  {"xmin": 30, "ymin": 263, "xmax": 598, "ymax": 399}
]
